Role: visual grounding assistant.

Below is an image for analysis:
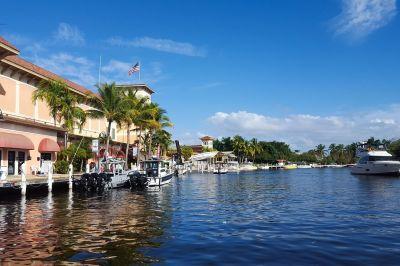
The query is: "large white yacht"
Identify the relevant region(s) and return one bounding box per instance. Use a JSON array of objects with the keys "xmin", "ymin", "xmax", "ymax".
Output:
[{"xmin": 351, "ymin": 149, "xmax": 400, "ymax": 176}]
